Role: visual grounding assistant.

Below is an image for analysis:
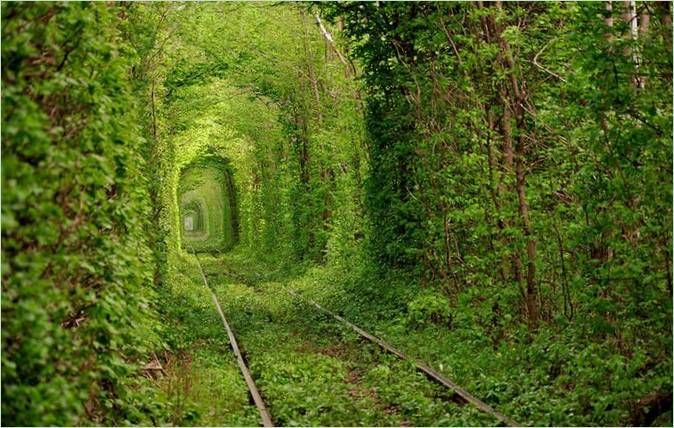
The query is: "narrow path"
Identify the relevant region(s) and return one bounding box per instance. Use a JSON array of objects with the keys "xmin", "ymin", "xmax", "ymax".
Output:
[{"xmin": 198, "ymin": 255, "xmax": 501, "ymax": 427}]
